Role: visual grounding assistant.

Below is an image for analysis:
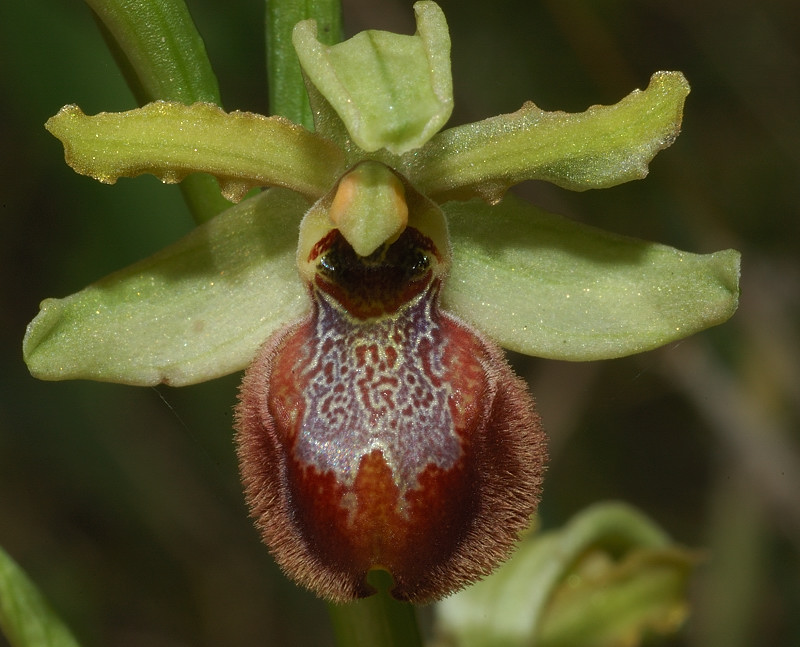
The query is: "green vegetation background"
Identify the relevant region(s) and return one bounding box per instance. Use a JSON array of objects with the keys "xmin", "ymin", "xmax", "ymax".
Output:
[{"xmin": 1, "ymin": 0, "xmax": 798, "ymax": 645}]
